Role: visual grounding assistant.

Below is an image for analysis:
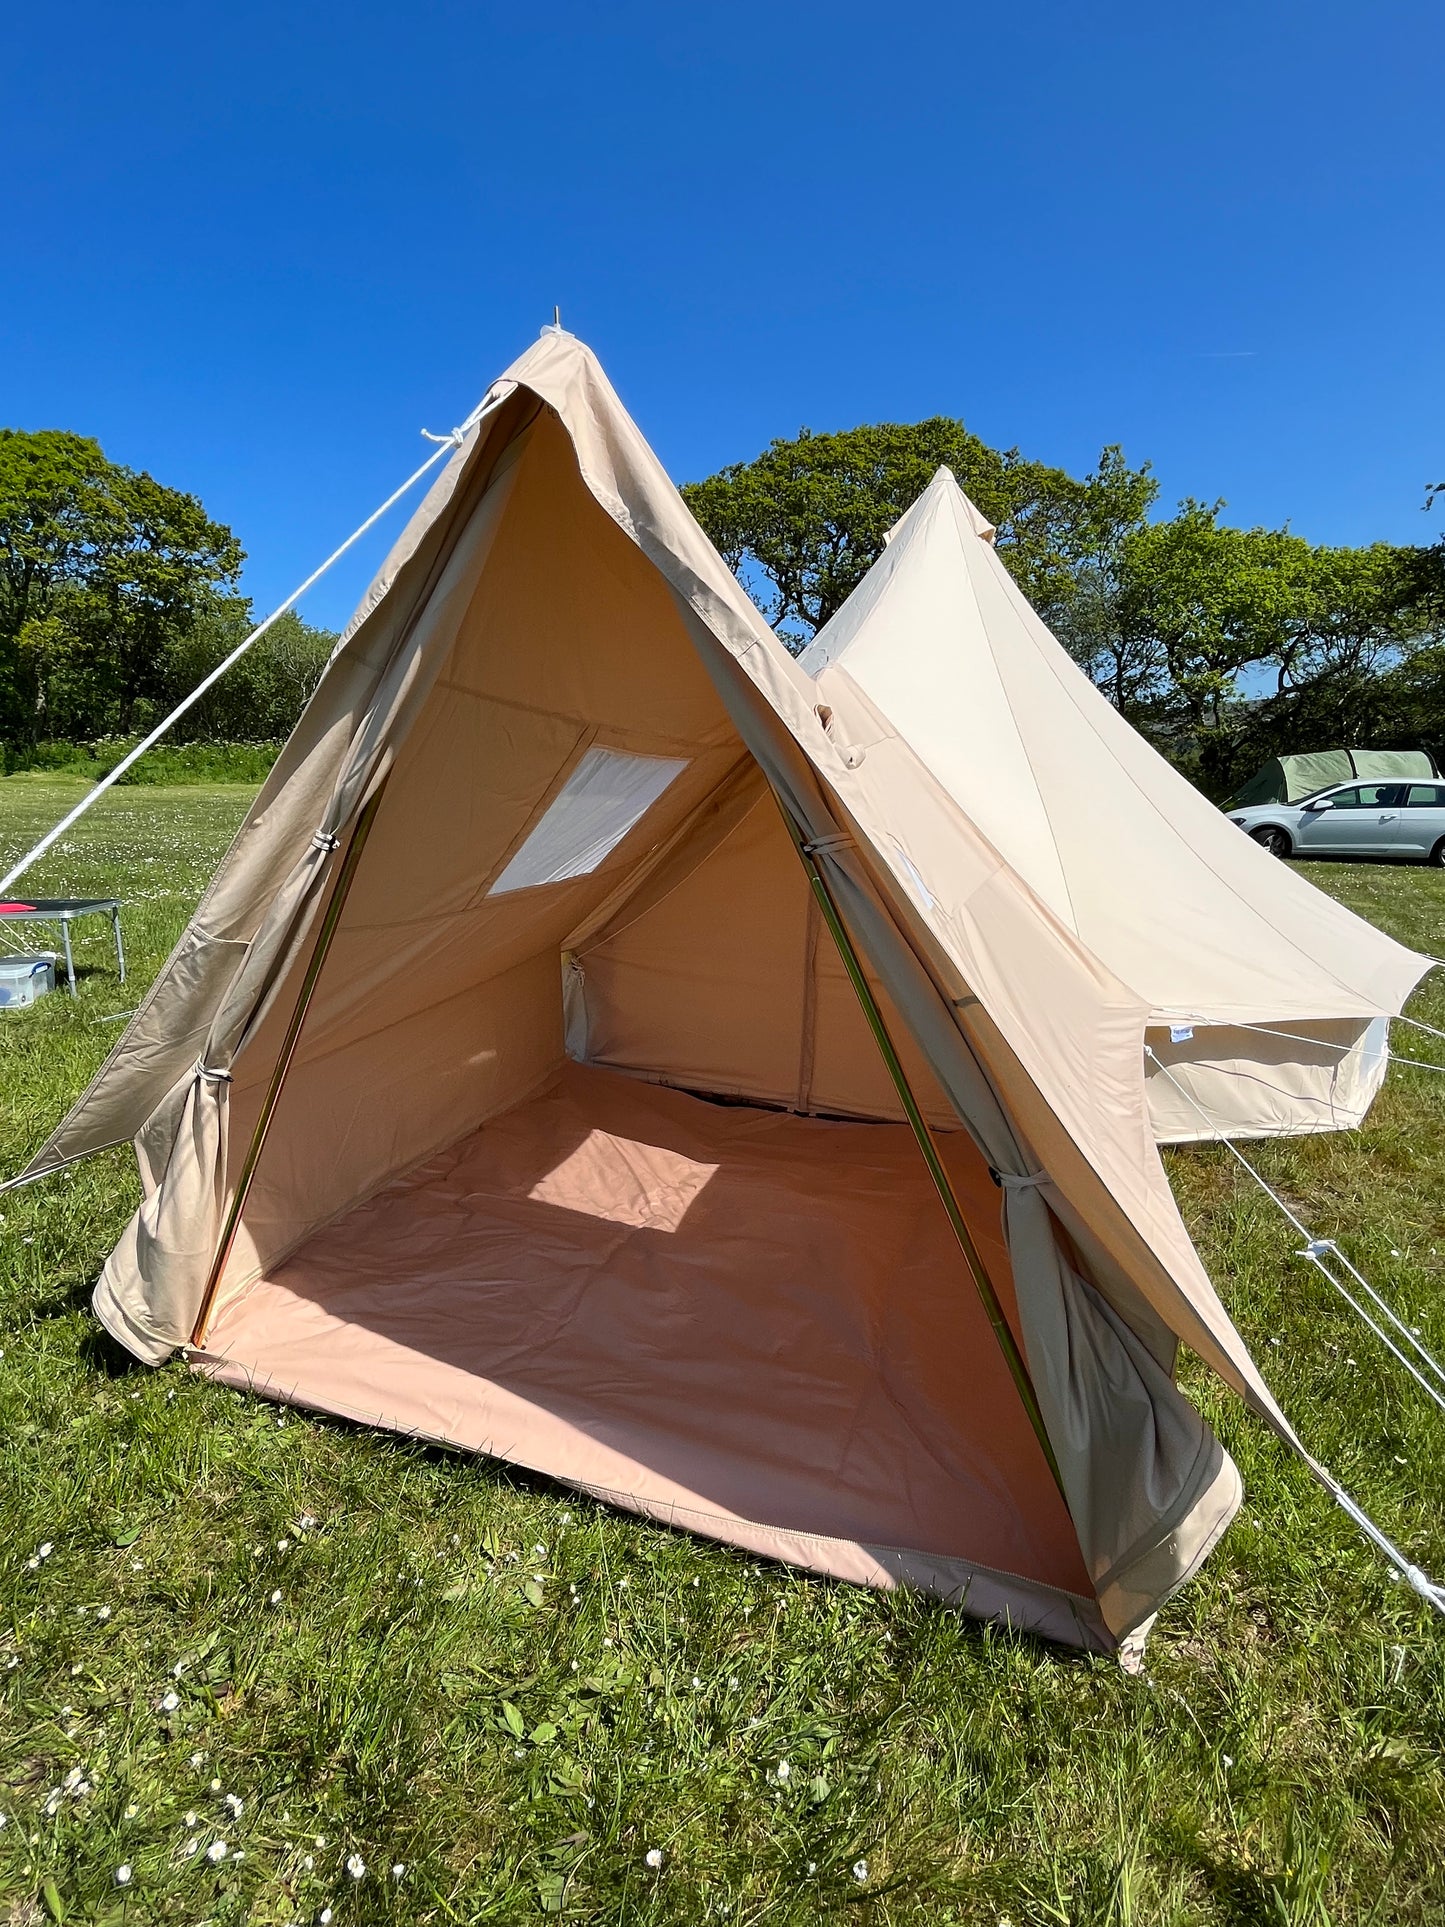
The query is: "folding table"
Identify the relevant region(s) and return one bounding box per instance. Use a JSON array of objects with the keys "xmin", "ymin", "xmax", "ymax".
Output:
[{"xmin": 0, "ymin": 897, "xmax": 125, "ymax": 995}]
